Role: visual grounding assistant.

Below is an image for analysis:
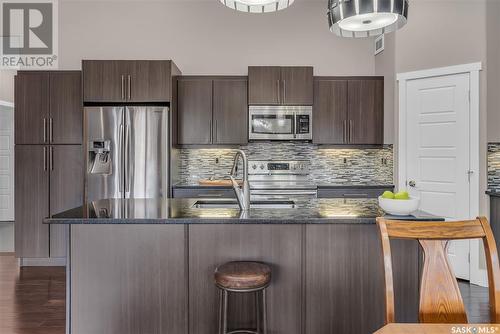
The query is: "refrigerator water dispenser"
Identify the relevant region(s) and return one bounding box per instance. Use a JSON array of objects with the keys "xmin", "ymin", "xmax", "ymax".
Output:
[{"xmin": 88, "ymin": 140, "xmax": 112, "ymax": 174}]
